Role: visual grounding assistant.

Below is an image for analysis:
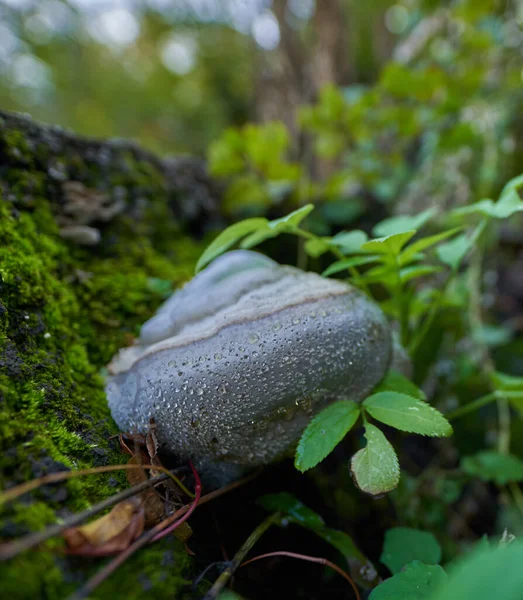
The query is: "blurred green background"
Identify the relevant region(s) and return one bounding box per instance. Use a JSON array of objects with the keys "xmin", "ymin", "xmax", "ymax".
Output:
[
  {"xmin": 1, "ymin": 0, "xmax": 523, "ymax": 217},
  {"xmin": 1, "ymin": 1, "xmax": 514, "ymax": 151}
]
